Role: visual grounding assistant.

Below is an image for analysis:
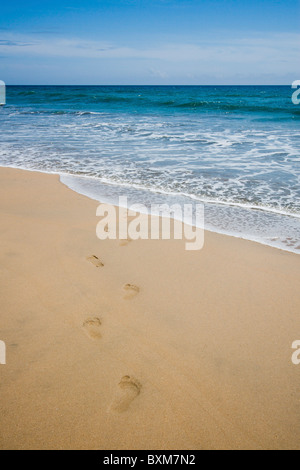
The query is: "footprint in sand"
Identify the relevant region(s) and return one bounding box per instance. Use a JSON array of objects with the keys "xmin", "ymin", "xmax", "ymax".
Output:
[
  {"xmin": 122, "ymin": 283, "xmax": 140, "ymax": 299},
  {"xmin": 83, "ymin": 317, "xmax": 102, "ymax": 339},
  {"xmin": 109, "ymin": 376, "xmax": 142, "ymax": 413},
  {"xmin": 86, "ymin": 255, "xmax": 104, "ymax": 268},
  {"xmin": 119, "ymin": 238, "xmax": 132, "ymax": 247}
]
